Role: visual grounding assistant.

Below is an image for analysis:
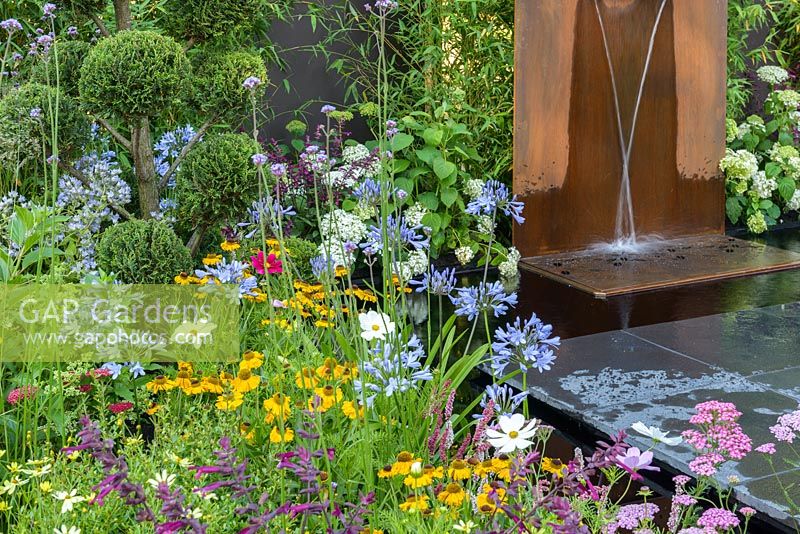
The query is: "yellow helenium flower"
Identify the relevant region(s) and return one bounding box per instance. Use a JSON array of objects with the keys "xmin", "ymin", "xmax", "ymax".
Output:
[
  {"xmin": 436, "ymin": 483, "xmax": 466, "ymax": 507},
  {"xmin": 476, "ymin": 483, "xmax": 506, "ymax": 514},
  {"xmin": 232, "ymin": 369, "xmax": 260, "ymax": 393},
  {"xmin": 315, "ymin": 358, "xmax": 340, "ymax": 380},
  {"xmin": 146, "ymin": 403, "xmax": 161, "ymax": 415},
  {"xmin": 263, "ymin": 393, "xmax": 292, "ymax": 423},
  {"xmin": 314, "ymin": 319, "xmax": 334, "ymax": 328},
  {"xmin": 182, "ymin": 378, "xmax": 204, "ymax": 395},
  {"xmin": 492, "ymin": 455, "xmax": 512, "ymax": 481},
  {"xmin": 541, "ymin": 457, "xmax": 567, "ymax": 478},
  {"xmin": 403, "ymin": 465, "xmax": 442, "ymax": 489},
  {"xmin": 390, "ymin": 452, "xmax": 419, "ymax": 476},
  {"xmin": 174, "ymin": 272, "xmax": 192, "ymax": 285},
  {"xmin": 219, "ymin": 371, "xmax": 235, "ymax": 384},
  {"xmin": 178, "ymin": 361, "xmax": 194, "ymax": 374},
  {"xmin": 269, "ymin": 426, "xmax": 294, "ymax": 444},
  {"xmin": 220, "ymin": 240, "xmax": 240, "ymax": 252},
  {"xmin": 473, "ymin": 459, "xmax": 496, "ymax": 477},
  {"xmin": 146, "ymin": 376, "xmax": 176, "ymax": 393},
  {"xmin": 295, "ymin": 368, "xmax": 319, "ymax": 389},
  {"xmin": 308, "ymin": 385, "xmax": 343, "ymax": 412},
  {"xmin": 239, "ymin": 423, "xmax": 255, "ymax": 443},
  {"xmin": 240, "ymin": 350, "xmax": 265, "ymax": 370},
  {"xmin": 398, "ymin": 495, "xmax": 429, "ymax": 512},
  {"xmin": 334, "ymin": 266, "xmax": 349, "ymax": 278},
  {"xmin": 215, "ymin": 391, "xmax": 243, "ymax": 411},
  {"xmin": 173, "ymin": 371, "xmax": 192, "ymax": 389},
  {"xmin": 244, "ymin": 288, "xmax": 268, "ymax": 303},
  {"xmin": 376, "ymin": 465, "xmax": 394, "ymax": 479},
  {"xmin": 201, "ymin": 375, "xmax": 224, "ymax": 394},
  {"xmin": 341, "ymin": 400, "xmax": 364, "ymax": 420},
  {"xmin": 202, "ymin": 253, "xmax": 223, "ymax": 266},
  {"xmin": 447, "ymin": 459, "xmax": 471, "ymax": 481}
]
